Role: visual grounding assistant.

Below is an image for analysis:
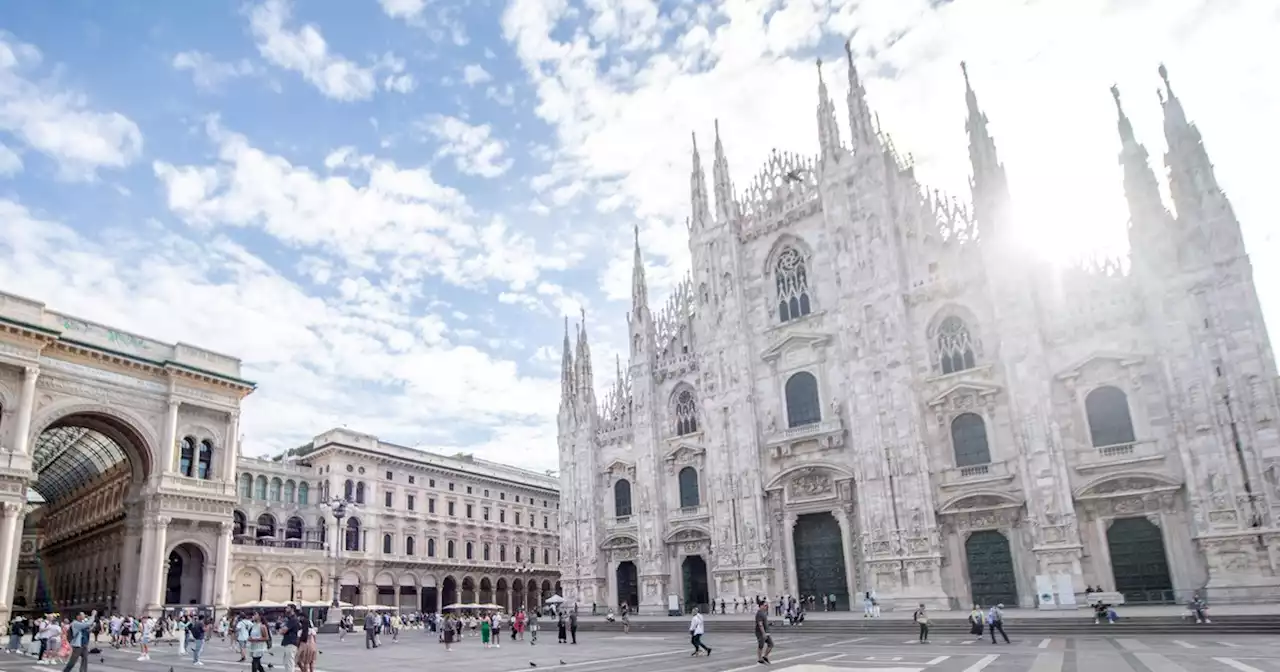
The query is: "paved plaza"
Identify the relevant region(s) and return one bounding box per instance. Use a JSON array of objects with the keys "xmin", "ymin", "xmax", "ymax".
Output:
[{"xmin": 8, "ymin": 629, "xmax": 1280, "ymax": 672}]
